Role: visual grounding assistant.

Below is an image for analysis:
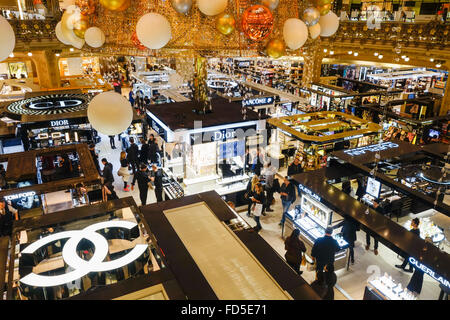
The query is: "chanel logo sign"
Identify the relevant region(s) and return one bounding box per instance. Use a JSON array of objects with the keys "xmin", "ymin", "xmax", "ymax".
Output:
[
  {"xmin": 19, "ymin": 220, "xmax": 148, "ymax": 287},
  {"xmin": 28, "ymin": 99, "xmax": 83, "ymax": 110}
]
